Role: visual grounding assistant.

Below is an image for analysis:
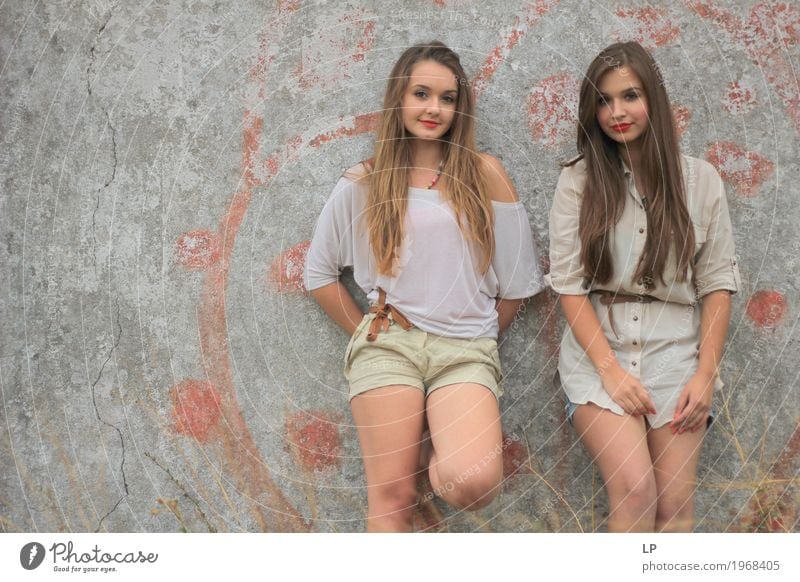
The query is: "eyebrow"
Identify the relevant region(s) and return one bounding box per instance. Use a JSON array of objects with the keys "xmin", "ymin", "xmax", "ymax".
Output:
[
  {"xmin": 410, "ymin": 83, "xmax": 458, "ymax": 93},
  {"xmin": 598, "ymin": 86, "xmax": 643, "ymax": 97}
]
